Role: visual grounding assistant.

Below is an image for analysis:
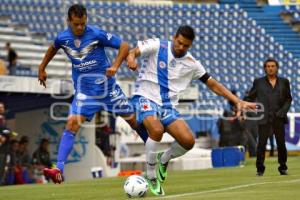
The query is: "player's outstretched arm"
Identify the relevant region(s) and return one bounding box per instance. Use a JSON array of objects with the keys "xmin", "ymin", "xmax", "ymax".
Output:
[
  {"xmin": 38, "ymin": 45, "xmax": 58, "ymax": 88},
  {"xmin": 126, "ymin": 47, "xmax": 141, "ymax": 71},
  {"xmin": 106, "ymin": 42, "xmax": 129, "ymax": 77},
  {"xmin": 205, "ymin": 78, "xmax": 256, "ymax": 115}
]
